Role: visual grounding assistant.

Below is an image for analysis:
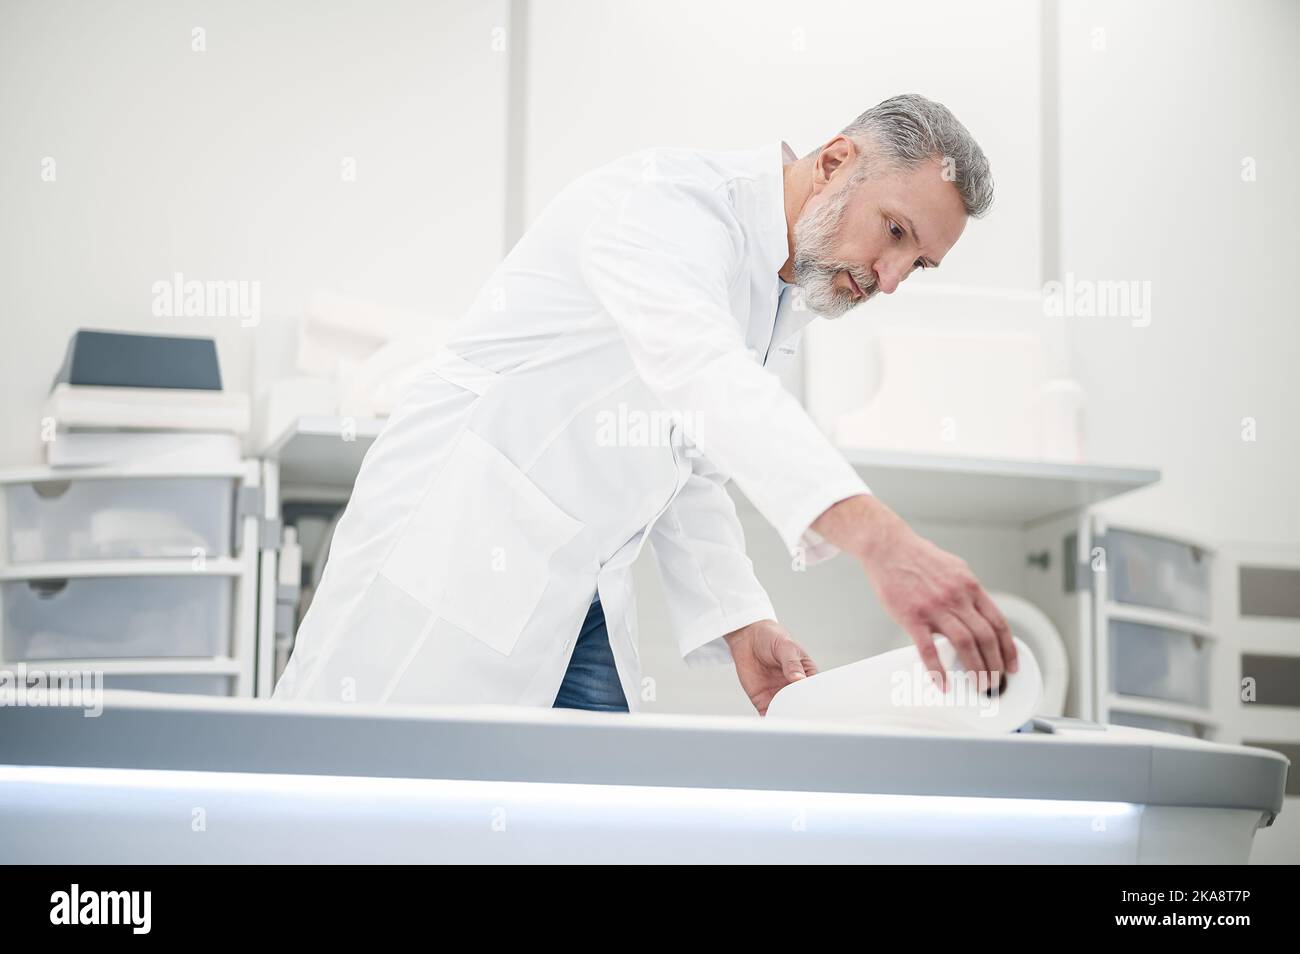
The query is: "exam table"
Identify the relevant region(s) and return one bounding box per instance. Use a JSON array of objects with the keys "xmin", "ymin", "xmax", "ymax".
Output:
[{"xmin": 0, "ymin": 692, "xmax": 1287, "ymax": 864}]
